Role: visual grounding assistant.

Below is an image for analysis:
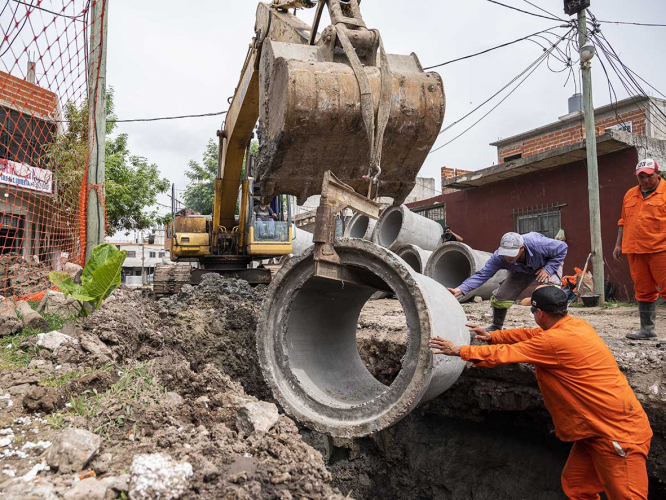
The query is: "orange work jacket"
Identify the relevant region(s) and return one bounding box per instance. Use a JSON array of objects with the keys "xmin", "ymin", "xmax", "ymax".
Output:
[
  {"xmin": 618, "ymin": 178, "xmax": 666, "ymax": 254},
  {"xmin": 459, "ymin": 316, "xmax": 652, "ymax": 444}
]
